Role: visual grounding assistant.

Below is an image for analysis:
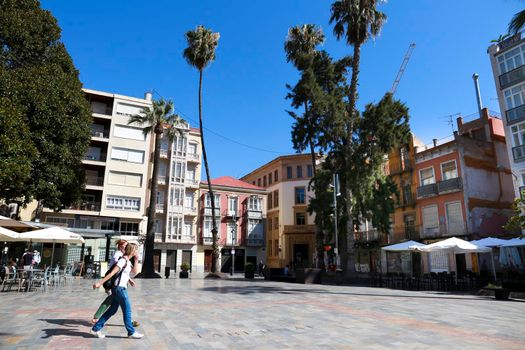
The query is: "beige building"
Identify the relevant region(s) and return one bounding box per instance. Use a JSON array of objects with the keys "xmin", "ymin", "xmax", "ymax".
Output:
[
  {"xmin": 153, "ymin": 126, "xmax": 203, "ymax": 273},
  {"xmin": 242, "ymin": 154, "xmax": 317, "ymax": 269},
  {"xmin": 30, "ymin": 89, "xmax": 153, "ymax": 266}
]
